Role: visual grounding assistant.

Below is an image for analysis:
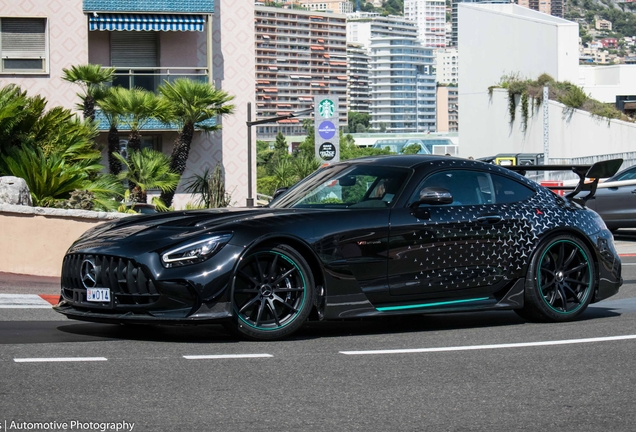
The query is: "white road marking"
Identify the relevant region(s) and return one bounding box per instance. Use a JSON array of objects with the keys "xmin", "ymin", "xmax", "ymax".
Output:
[
  {"xmin": 621, "ymin": 263, "xmax": 636, "ymax": 265},
  {"xmin": 0, "ymin": 294, "xmax": 52, "ymax": 307},
  {"xmin": 340, "ymin": 334, "xmax": 636, "ymax": 356},
  {"xmin": 0, "ymin": 294, "xmax": 52, "ymax": 308},
  {"xmin": 14, "ymin": 357, "xmax": 108, "ymax": 363},
  {"xmin": 183, "ymin": 354, "xmax": 273, "ymax": 360}
]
